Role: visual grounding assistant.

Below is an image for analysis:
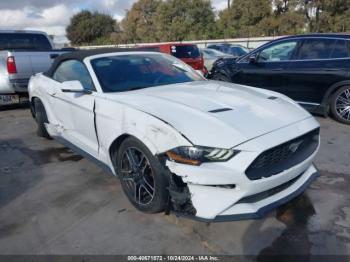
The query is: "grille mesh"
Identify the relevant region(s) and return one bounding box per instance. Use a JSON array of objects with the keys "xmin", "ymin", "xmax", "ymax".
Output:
[{"xmin": 246, "ymin": 128, "xmax": 320, "ymax": 180}]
